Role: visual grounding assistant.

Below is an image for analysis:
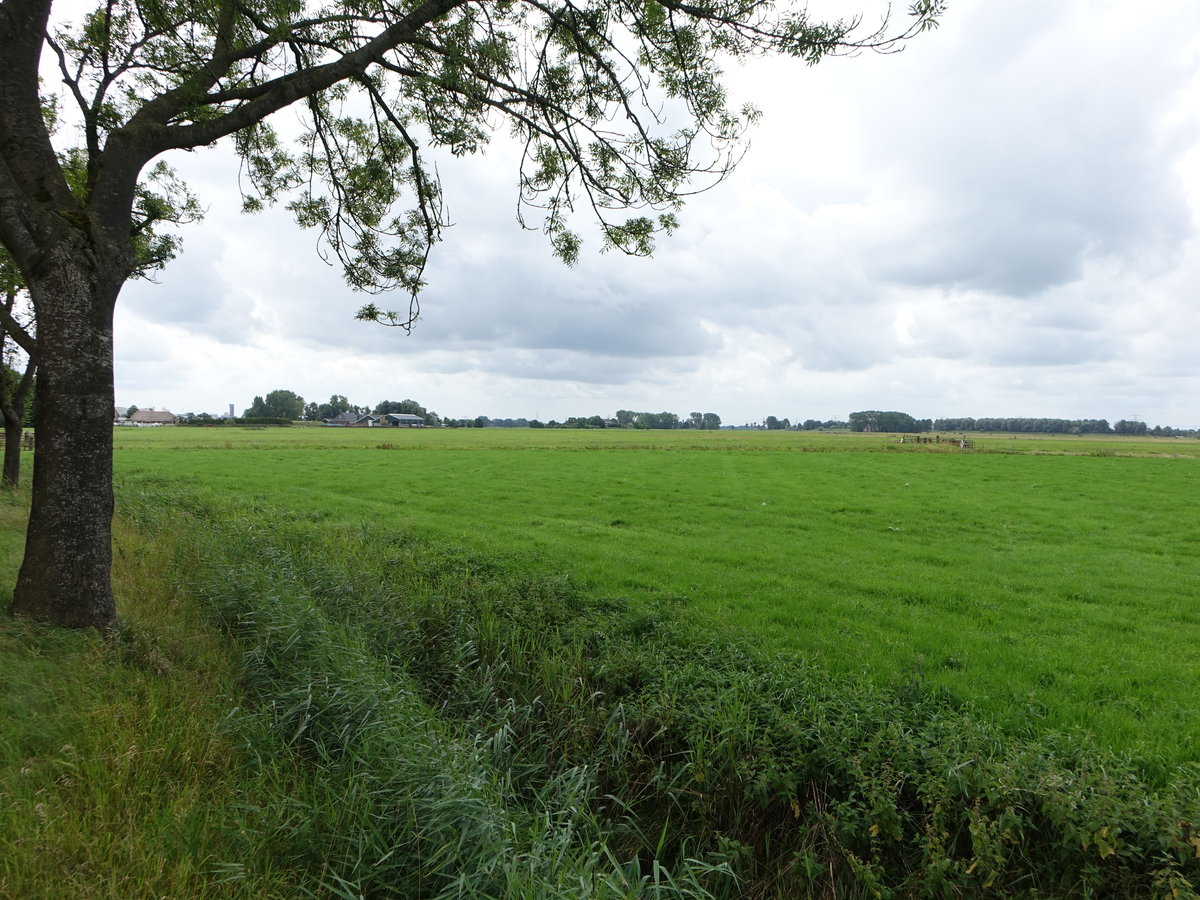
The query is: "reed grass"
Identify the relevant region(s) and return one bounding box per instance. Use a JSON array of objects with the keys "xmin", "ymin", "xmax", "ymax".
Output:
[{"xmin": 112, "ymin": 484, "xmax": 1200, "ymax": 897}]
